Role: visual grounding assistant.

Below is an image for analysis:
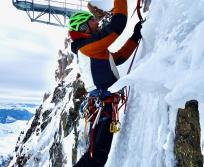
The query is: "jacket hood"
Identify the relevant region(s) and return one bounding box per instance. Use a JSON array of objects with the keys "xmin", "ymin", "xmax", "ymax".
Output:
[{"xmin": 69, "ymin": 31, "xmax": 91, "ymax": 41}]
